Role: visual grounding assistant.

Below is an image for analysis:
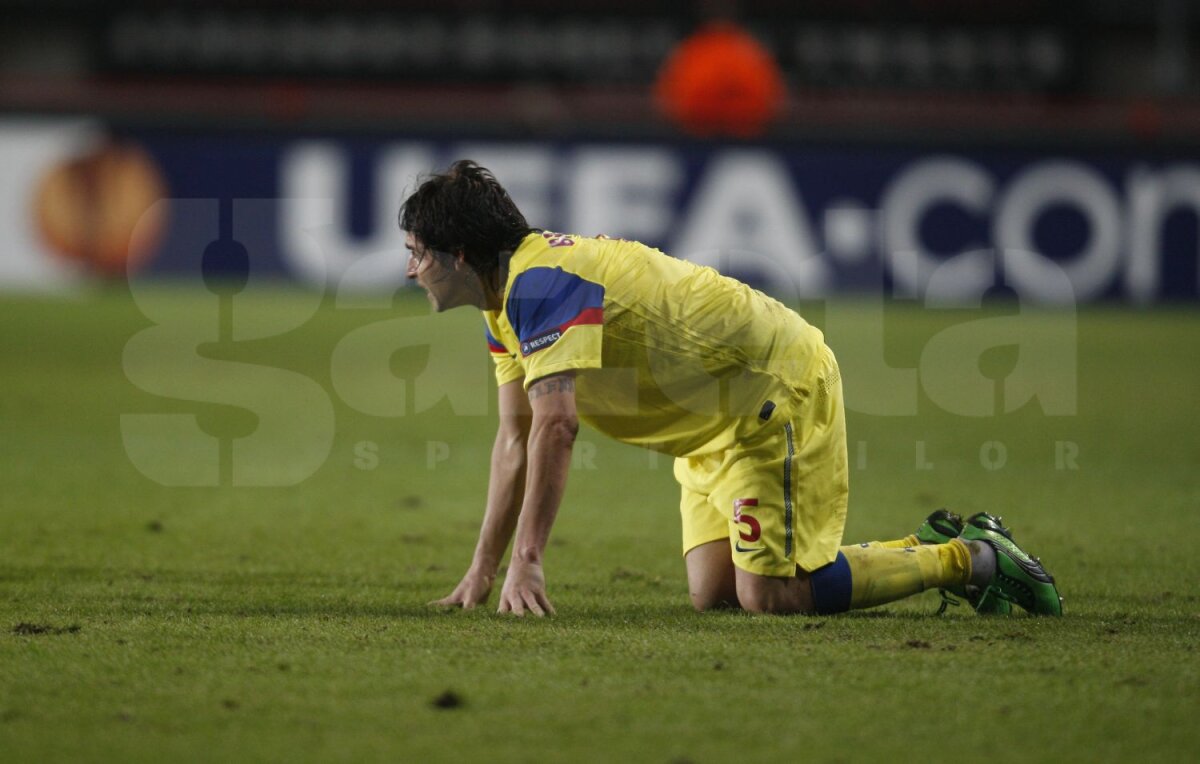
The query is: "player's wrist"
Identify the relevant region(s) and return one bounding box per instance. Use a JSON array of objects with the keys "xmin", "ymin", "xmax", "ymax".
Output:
[
  {"xmin": 511, "ymin": 547, "xmax": 543, "ymax": 565},
  {"xmin": 468, "ymin": 554, "xmax": 501, "ymax": 578}
]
